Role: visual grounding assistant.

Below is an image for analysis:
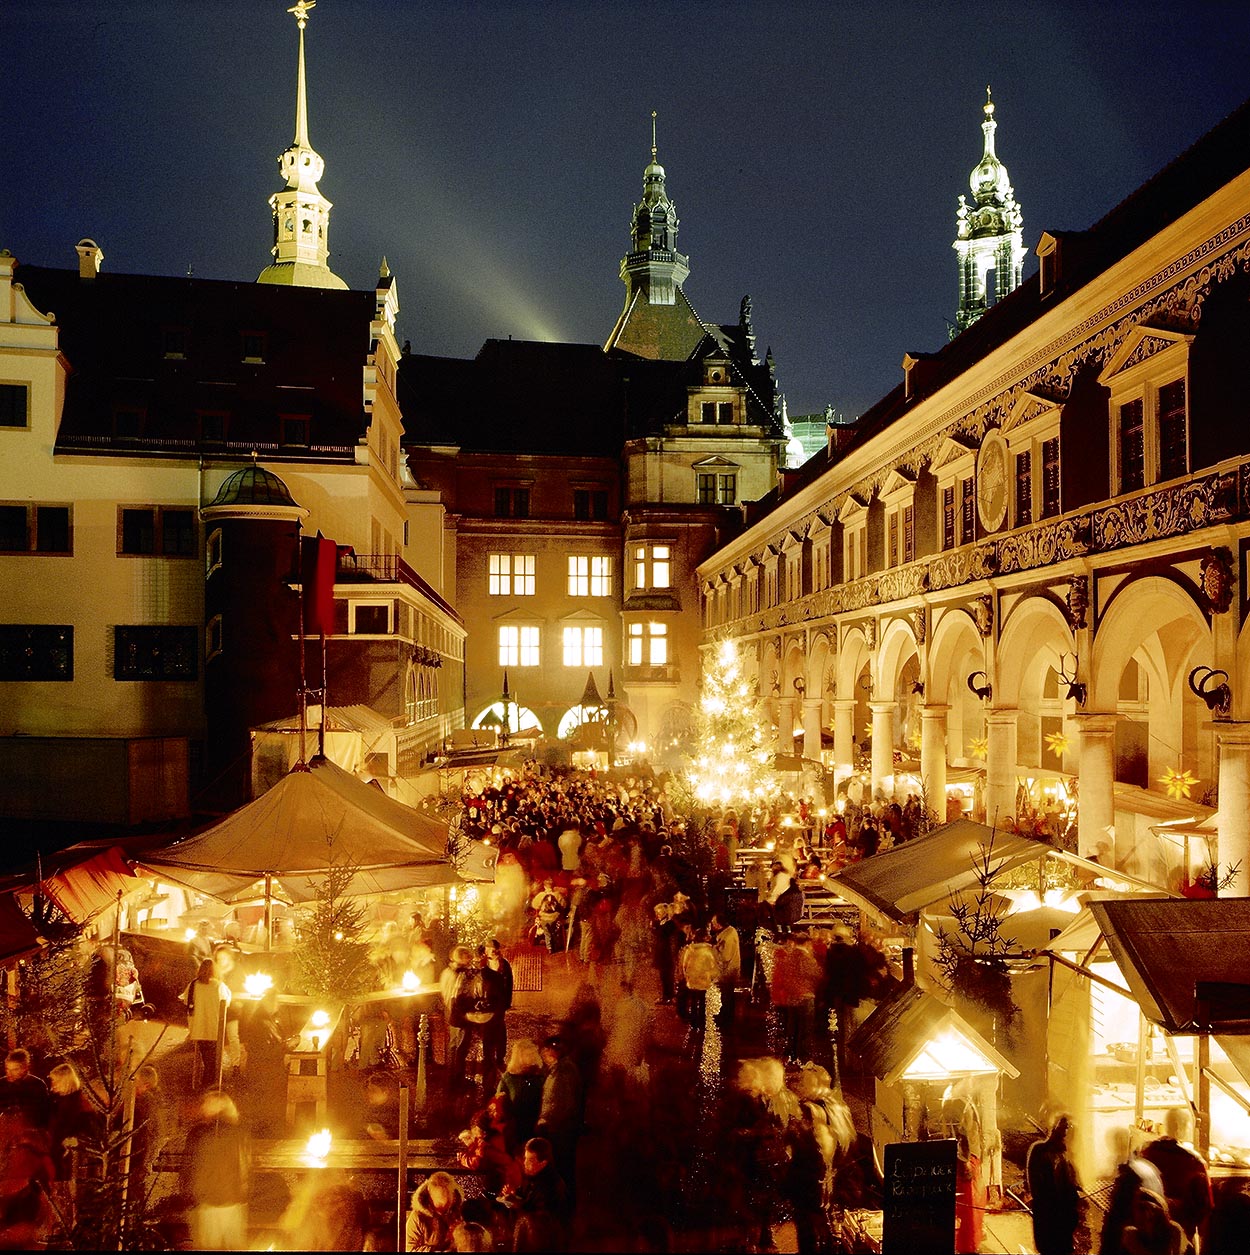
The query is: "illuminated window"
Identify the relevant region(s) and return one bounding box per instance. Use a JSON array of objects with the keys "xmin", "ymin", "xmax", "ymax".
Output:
[
  {"xmin": 563, "ymin": 625, "xmax": 603, "ymax": 667},
  {"xmin": 569, "ymin": 555, "xmax": 612, "ymax": 597},
  {"xmin": 489, "ymin": 553, "xmax": 535, "ymax": 596},
  {"xmin": 627, "ymin": 621, "xmax": 667, "ymax": 666},
  {"xmin": 498, "ymin": 625, "xmax": 539, "ymax": 667},
  {"xmin": 633, "ymin": 544, "xmax": 670, "ymax": 590}
]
